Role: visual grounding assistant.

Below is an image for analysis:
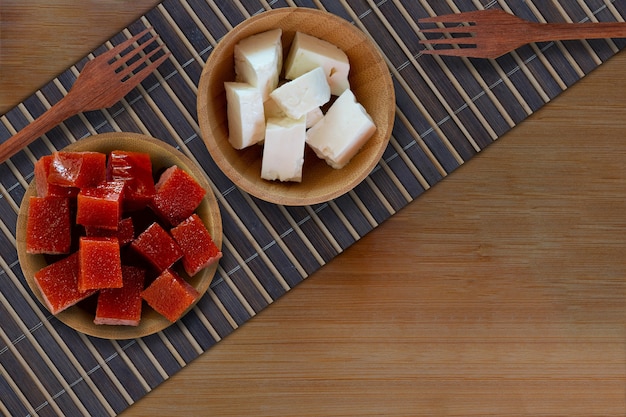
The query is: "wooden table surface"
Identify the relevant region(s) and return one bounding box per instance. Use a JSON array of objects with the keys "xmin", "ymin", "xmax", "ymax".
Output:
[{"xmin": 3, "ymin": 2, "xmax": 626, "ymax": 416}]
